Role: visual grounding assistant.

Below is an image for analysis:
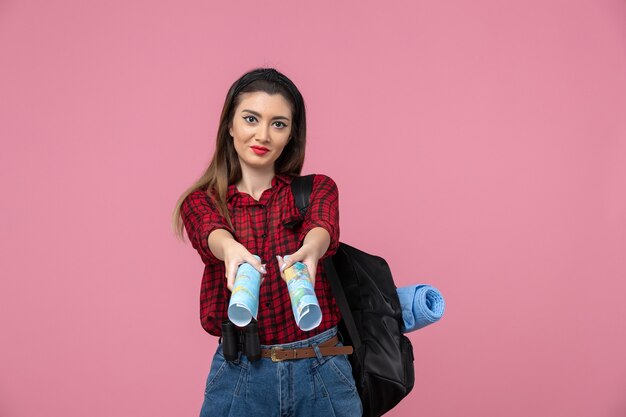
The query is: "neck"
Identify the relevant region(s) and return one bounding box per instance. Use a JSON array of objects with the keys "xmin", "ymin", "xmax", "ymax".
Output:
[{"xmin": 237, "ymin": 167, "xmax": 275, "ymax": 199}]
